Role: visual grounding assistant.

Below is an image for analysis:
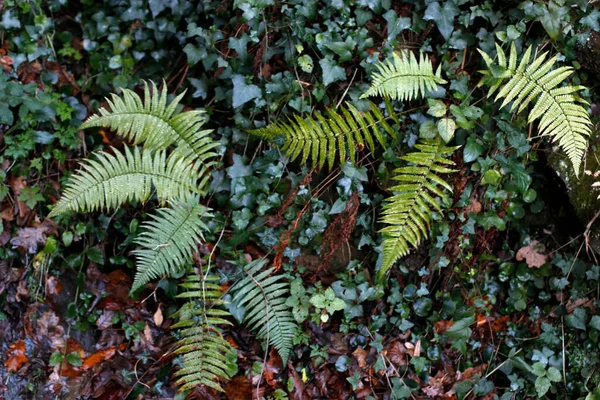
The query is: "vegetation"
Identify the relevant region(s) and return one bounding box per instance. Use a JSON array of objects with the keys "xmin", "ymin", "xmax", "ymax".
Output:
[{"xmin": 1, "ymin": 0, "xmax": 600, "ymax": 399}]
